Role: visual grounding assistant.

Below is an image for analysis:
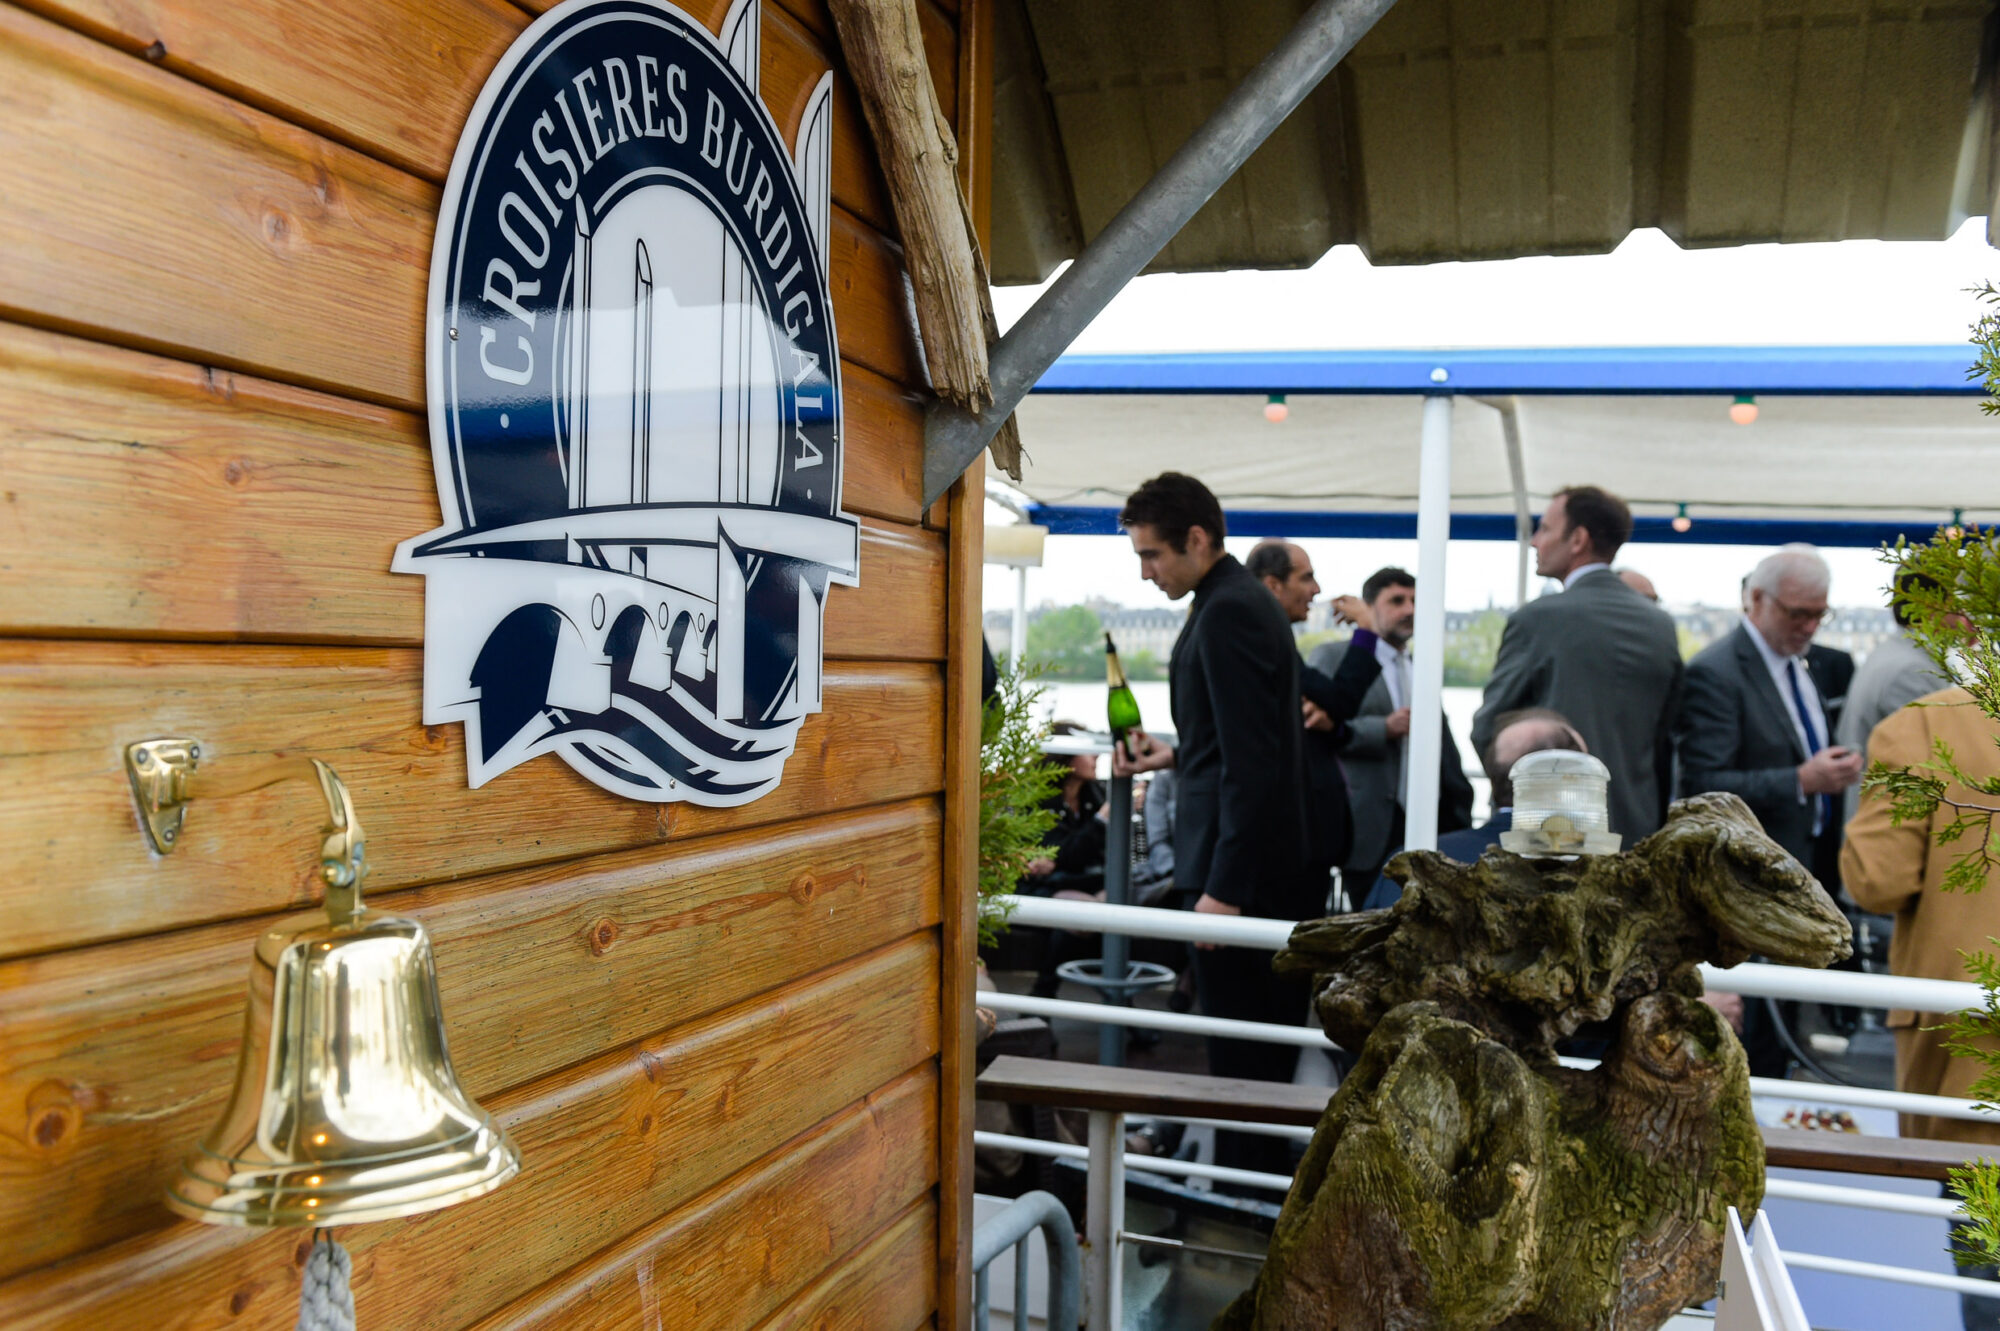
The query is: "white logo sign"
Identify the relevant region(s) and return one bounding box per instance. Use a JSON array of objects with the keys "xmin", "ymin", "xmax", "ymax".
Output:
[{"xmin": 395, "ymin": 0, "xmax": 858, "ymax": 806}]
